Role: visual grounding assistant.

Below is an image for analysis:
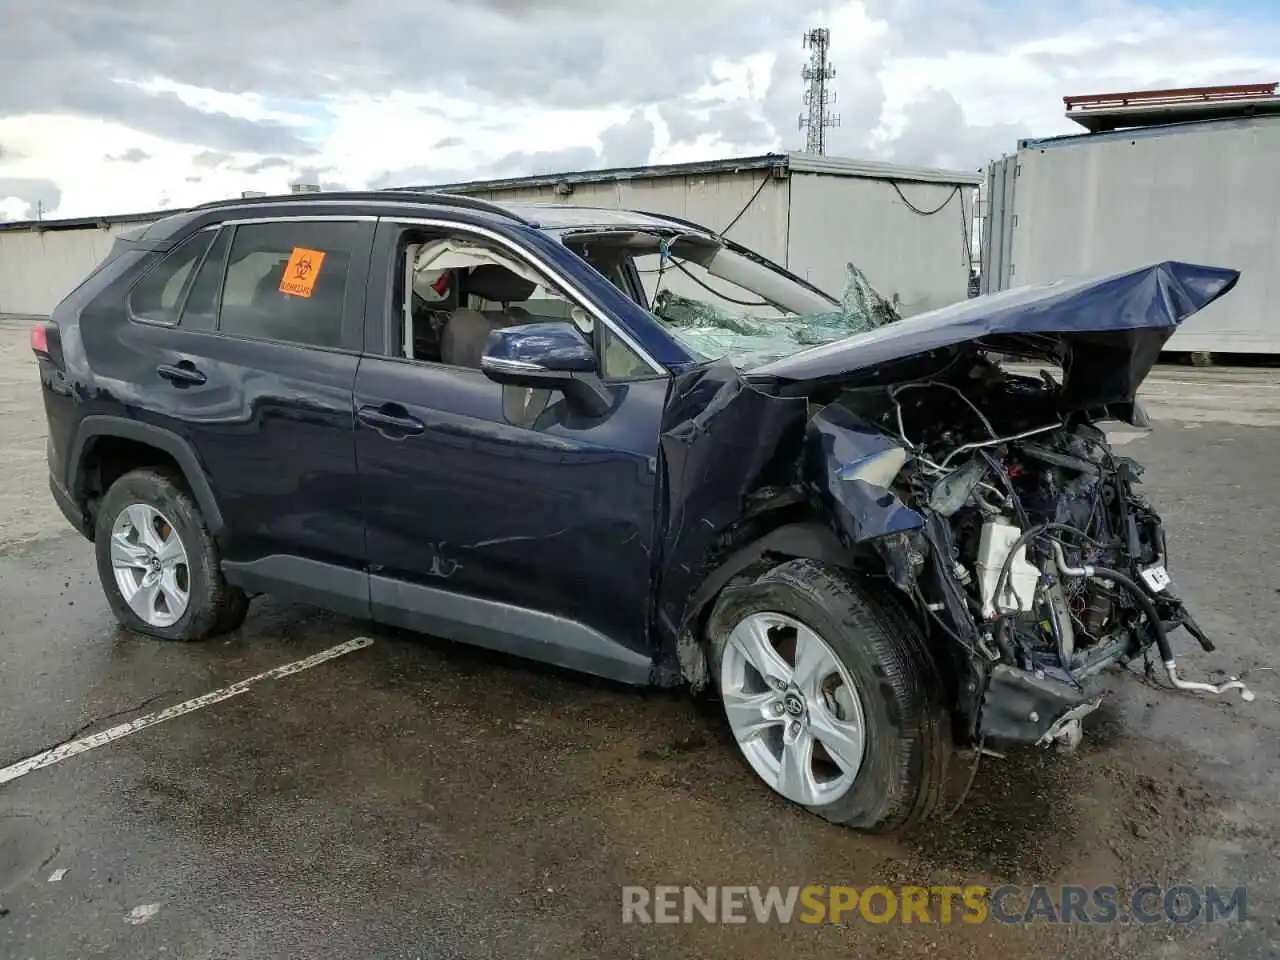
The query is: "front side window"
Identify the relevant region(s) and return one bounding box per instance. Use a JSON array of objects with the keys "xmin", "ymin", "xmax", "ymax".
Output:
[
  {"xmin": 214, "ymin": 221, "xmax": 361, "ymax": 349},
  {"xmin": 393, "ymin": 231, "xmax": 652, "ymax": 379},
  {"xmin": 129, "ymin": 231, "xmax": 215, "ymax": 325}
]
